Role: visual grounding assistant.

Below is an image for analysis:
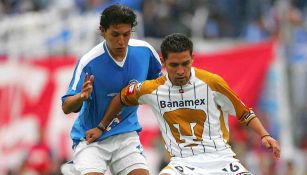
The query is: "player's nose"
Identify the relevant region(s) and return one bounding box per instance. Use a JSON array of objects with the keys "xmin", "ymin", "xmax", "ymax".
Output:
[{"xmin": 176, "ymin": 65, "xmax": 184, "ymax": 75}]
